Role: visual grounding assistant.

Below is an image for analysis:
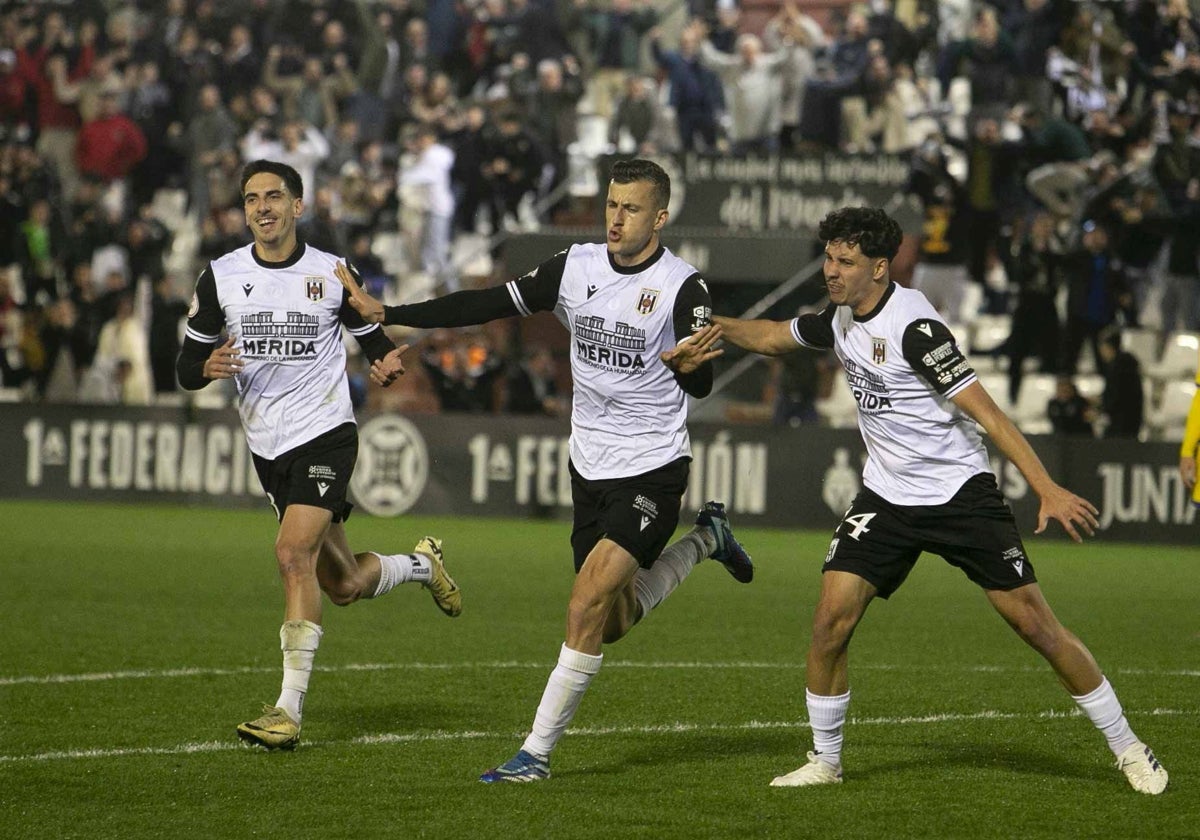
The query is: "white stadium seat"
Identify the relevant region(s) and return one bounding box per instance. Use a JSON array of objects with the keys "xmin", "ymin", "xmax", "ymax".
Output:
[
  {"xmin": 1147, "ymin": 379, "xmax": 1196, "ymax": 442},
  {"xmin": 1148, "ymin": 332, "xmax": 1199, "ymax": 382}
]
